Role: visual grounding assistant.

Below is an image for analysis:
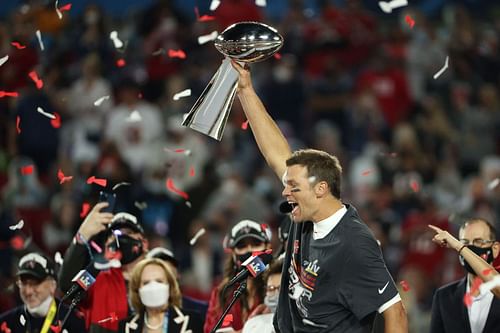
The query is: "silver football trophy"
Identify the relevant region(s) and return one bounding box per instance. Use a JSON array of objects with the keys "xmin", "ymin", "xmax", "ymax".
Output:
[{"xmin": 182, "ymin": 21, "xmax": 283, "ymax": 140}]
